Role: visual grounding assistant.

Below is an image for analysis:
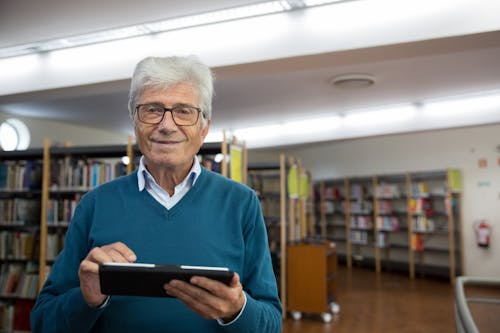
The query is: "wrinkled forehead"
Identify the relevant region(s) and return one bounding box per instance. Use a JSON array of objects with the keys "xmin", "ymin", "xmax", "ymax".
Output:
[{"xmin": 136, "ymin": 82, "xmax": 200, "ymax": 104}]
